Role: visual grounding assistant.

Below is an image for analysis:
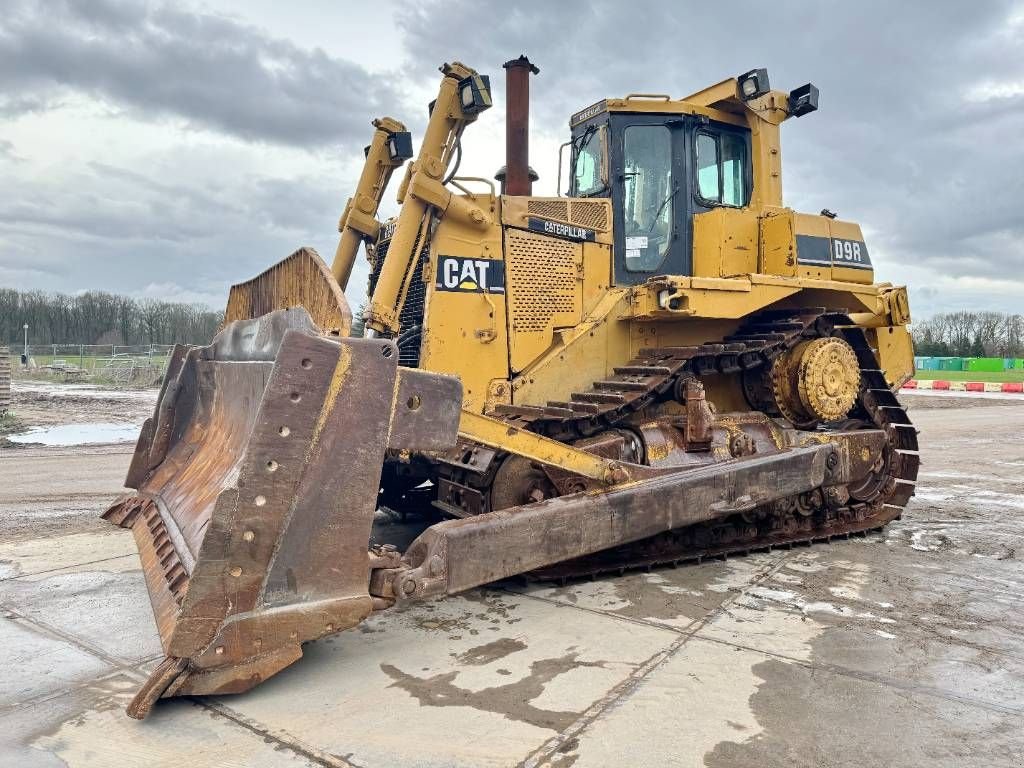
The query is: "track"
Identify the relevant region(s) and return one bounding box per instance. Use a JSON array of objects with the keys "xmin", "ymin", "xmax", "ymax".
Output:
[{"xmin": 438, "ymin": 308, "xmax": 920, "ymax": 580}]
